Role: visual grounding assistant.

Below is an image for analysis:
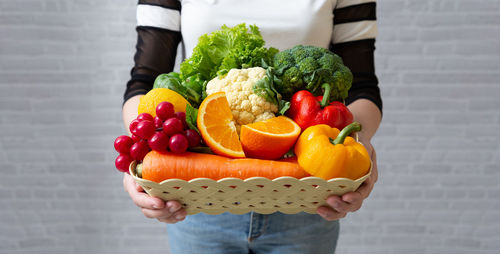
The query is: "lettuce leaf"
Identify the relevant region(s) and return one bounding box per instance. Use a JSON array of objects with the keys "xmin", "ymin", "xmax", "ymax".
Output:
[{"xmin": 180, "ymin": 23, "xmax": 278, "ymax": 82}]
